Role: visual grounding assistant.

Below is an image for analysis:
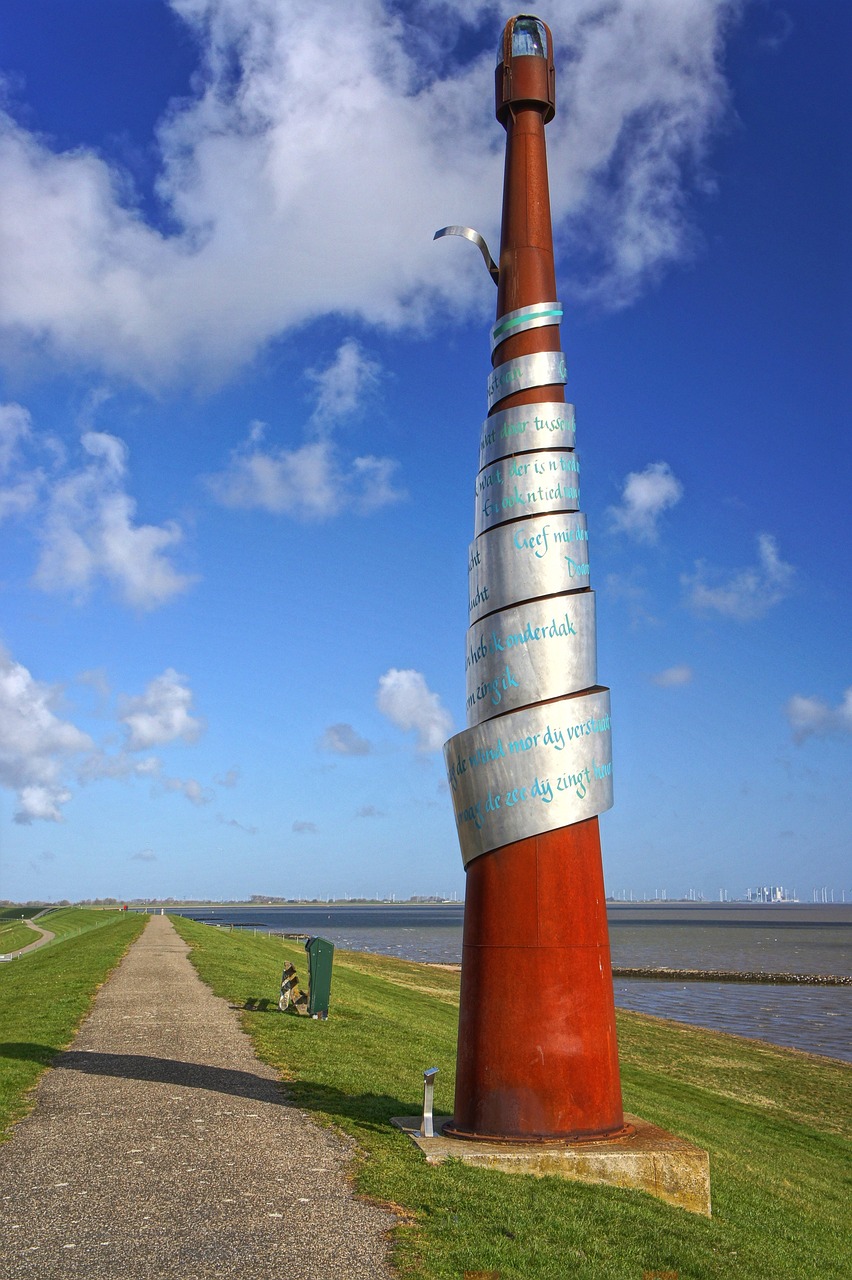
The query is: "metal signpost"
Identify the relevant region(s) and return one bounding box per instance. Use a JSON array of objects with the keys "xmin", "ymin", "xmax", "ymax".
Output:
[{"xmin": 440, "ymin": 15, "xmax": 625, "ymax": 1143}]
